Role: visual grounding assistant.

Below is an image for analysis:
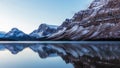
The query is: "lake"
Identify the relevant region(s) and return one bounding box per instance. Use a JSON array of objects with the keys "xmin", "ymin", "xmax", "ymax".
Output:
[{"xmin": 0, "ymin": 41, "xmax": 120, "ymax": 68}]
